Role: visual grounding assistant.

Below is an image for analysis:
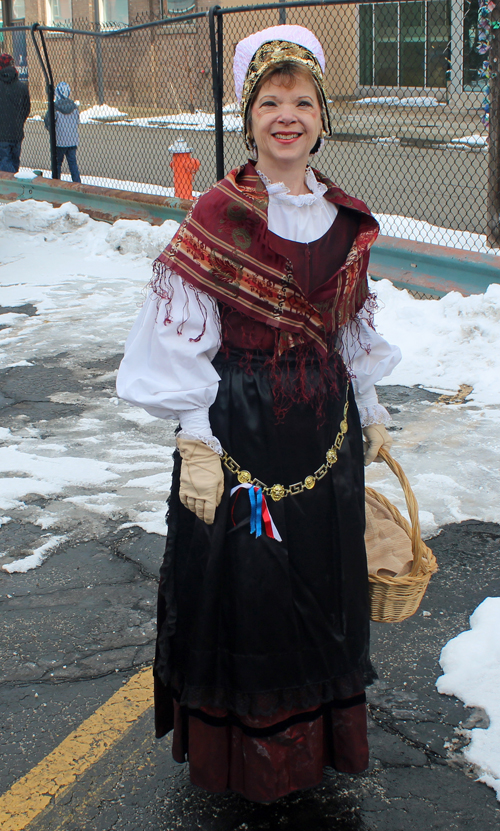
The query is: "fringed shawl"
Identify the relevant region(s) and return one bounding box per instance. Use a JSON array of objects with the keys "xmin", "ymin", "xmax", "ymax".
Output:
[{"xmin": 152, "ymin": 161, "xmax": 379, "ymax": 357}]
